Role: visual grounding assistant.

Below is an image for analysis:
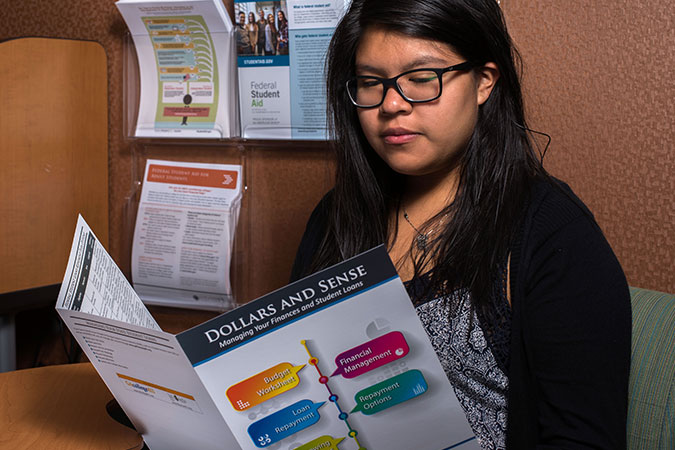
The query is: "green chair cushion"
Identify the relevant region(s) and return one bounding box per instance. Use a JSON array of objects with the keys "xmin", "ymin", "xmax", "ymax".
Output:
[{"xmin": 627, "ymin": 287, "xmax": 675, "ymax": 449}]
